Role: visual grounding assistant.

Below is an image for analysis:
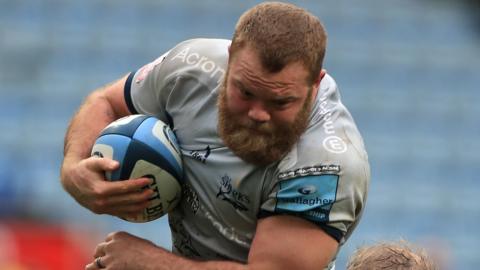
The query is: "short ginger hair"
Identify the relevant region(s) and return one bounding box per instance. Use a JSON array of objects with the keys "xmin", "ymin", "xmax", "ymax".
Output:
[
  {"xmin": 230, "ymin": 2, "xmax": 327, "ymax": 84},
  {"xmin": 346, "ymin": 241, "xmax": 438, "ymax": 270}
]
